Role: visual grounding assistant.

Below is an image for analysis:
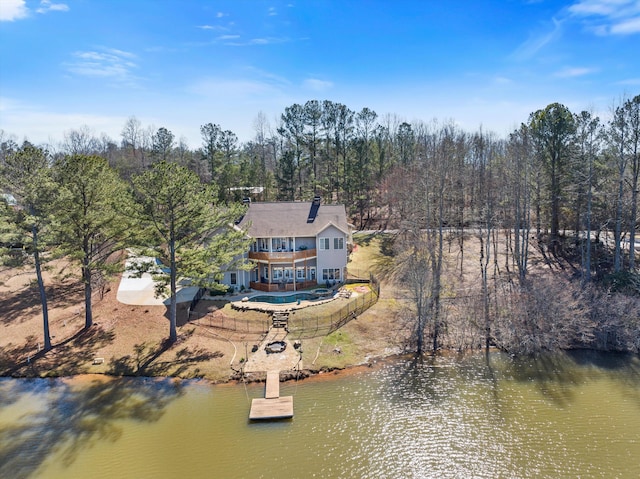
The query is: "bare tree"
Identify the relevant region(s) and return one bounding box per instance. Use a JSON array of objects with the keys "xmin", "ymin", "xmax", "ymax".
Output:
[
  {"xmin": 61, "ymin": 125, "xmax": 100, "ymax": 155},
  {"xmin": 625, "ymin": 96, "xmax": 640, "ymax": 271},
  {"xmin": 574, "ymin": 111, "xmax": 602, "ymax": 282},
  {"xmin": 609, "ymin": 100, "xmax": 631, "ymax": 272}
]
